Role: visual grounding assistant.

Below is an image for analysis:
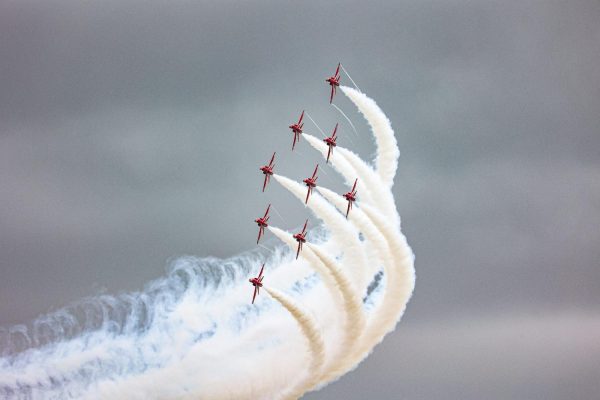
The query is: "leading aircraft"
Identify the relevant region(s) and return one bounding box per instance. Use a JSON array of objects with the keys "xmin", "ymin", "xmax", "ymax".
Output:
[
  {"xmin": 293, "ymin": 220, "xmax": 309, "ymax": 259},
  {"xmin": 325, "ymin": 63, "xmax": 341, "ymax": 103},
  {"xmin": 249, "ymin": 263, "xmax": 265, "ymax": 304}
]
